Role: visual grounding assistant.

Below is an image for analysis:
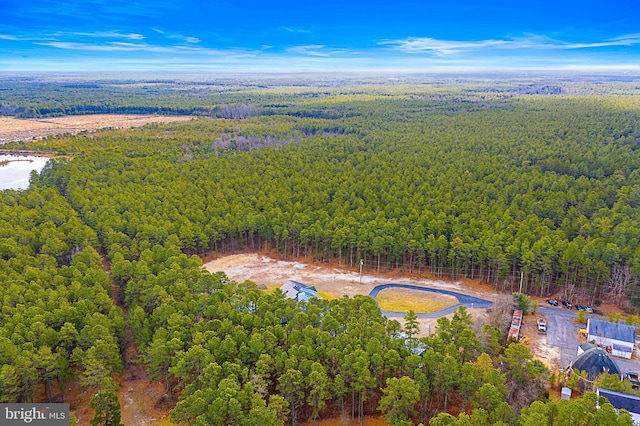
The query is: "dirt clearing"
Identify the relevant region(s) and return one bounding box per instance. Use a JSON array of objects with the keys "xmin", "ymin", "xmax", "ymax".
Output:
[
  {"xmin": 204, "ymin": 253, "xmax": 496, "ymax": 301},
  {"xmin": 204, "ymin": 252, "xmax": 496, "ymax": 340},
  {"xmin": 519, "ymin": 312, "xmax": 562, "ymax": 370},
  {"xmin": 0, "ymin": 114, "xmax": 193, "ymax": 143}
]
